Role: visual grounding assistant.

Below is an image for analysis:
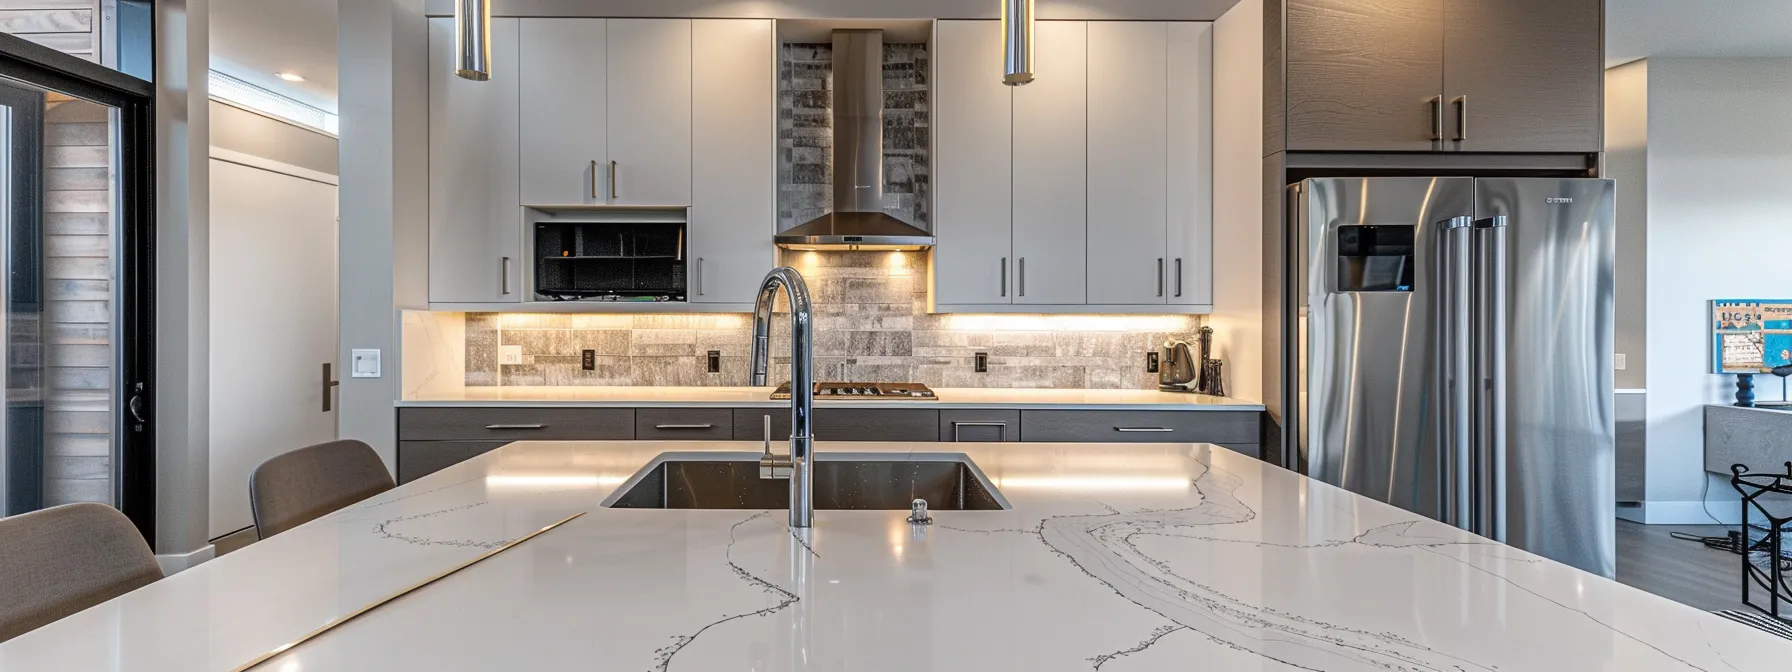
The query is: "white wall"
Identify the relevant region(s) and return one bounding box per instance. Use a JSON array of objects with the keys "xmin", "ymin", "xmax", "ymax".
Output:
[
  {"xmin": 1208, "ymin": 0, "xmax": 1264, "ymax": 403},
  {"xmin": 1643, "ymin": 58, "xmax": 1792, "ymax": 523}
]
